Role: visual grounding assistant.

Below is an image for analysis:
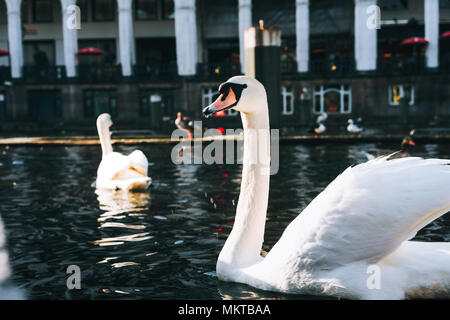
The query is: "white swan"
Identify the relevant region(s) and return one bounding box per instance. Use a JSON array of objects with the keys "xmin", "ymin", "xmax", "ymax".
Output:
[
  {"xmin": 317, "ymin": 112, "xmax": 328, "ymax": 124},
  {"xmin": 347, "ymin": 119, "xmax": 364, "ymax": 134},
  {"xmin": 203, "ymin": 76, "xmax": 450, "ymax": 300},
  {"xmin": 313, "ymin": 112, "xmax": 328, "ymax": 135},
  {"xmin": 96, "ymin": 113, "xmax": 151, "ymax": 191},
  {"xmin": 311, "ymin": 113, "xmax": 327, "ymax": 135},
  {"xmin": 314, "ymin": 122, "xmax": 326, "ymax": 135}
]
